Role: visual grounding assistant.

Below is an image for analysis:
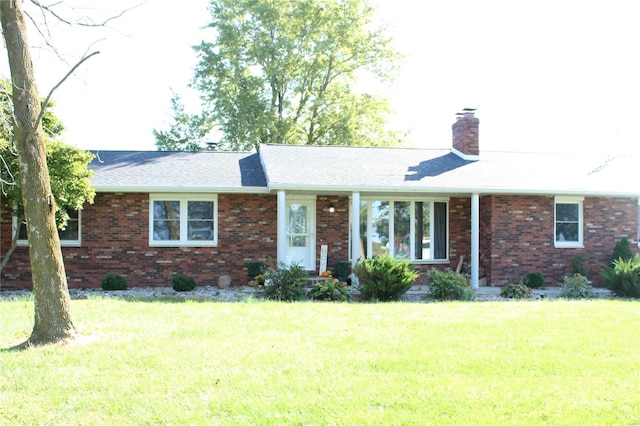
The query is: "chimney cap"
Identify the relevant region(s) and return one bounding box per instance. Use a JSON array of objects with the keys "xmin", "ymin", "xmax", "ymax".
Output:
[{"xmin": 456, "ymin": 107, "xmax": 477, "ymax": 119}]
